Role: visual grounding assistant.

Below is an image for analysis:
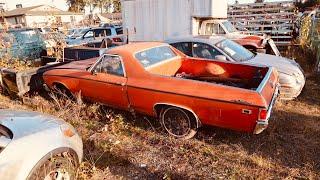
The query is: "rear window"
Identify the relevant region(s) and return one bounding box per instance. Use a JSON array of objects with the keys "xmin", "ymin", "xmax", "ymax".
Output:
[
  {"xmin": 116, "ymin": 27, "xmax": 123, "ymax": 34},
  {"xmin": 106, "ymin": 29, "xmax": 111, "ymax": 36},
  {"xmin": 135, "ymin": 46, "xmax": 176, "ymax": 67}
]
